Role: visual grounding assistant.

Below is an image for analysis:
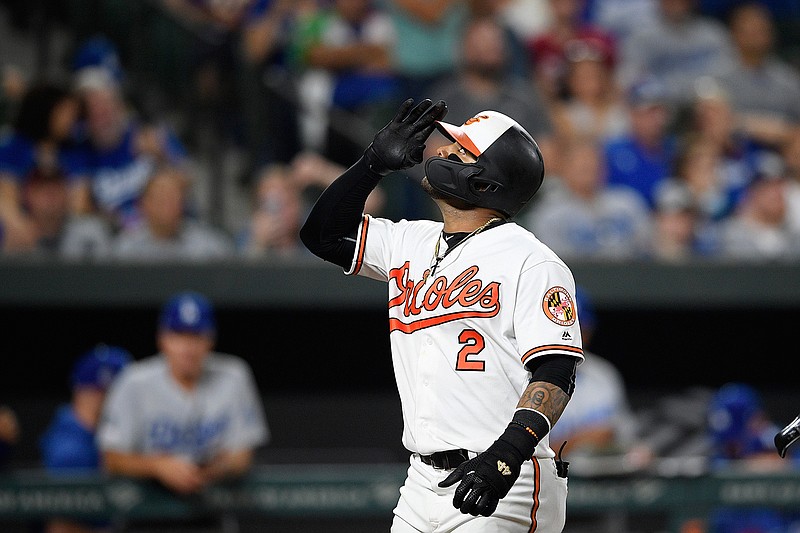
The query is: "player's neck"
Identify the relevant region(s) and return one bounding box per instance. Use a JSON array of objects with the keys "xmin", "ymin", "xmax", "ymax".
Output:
[{"xmin": 439, "ymin": 206, "xmax": 504, "ymax": 234}]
